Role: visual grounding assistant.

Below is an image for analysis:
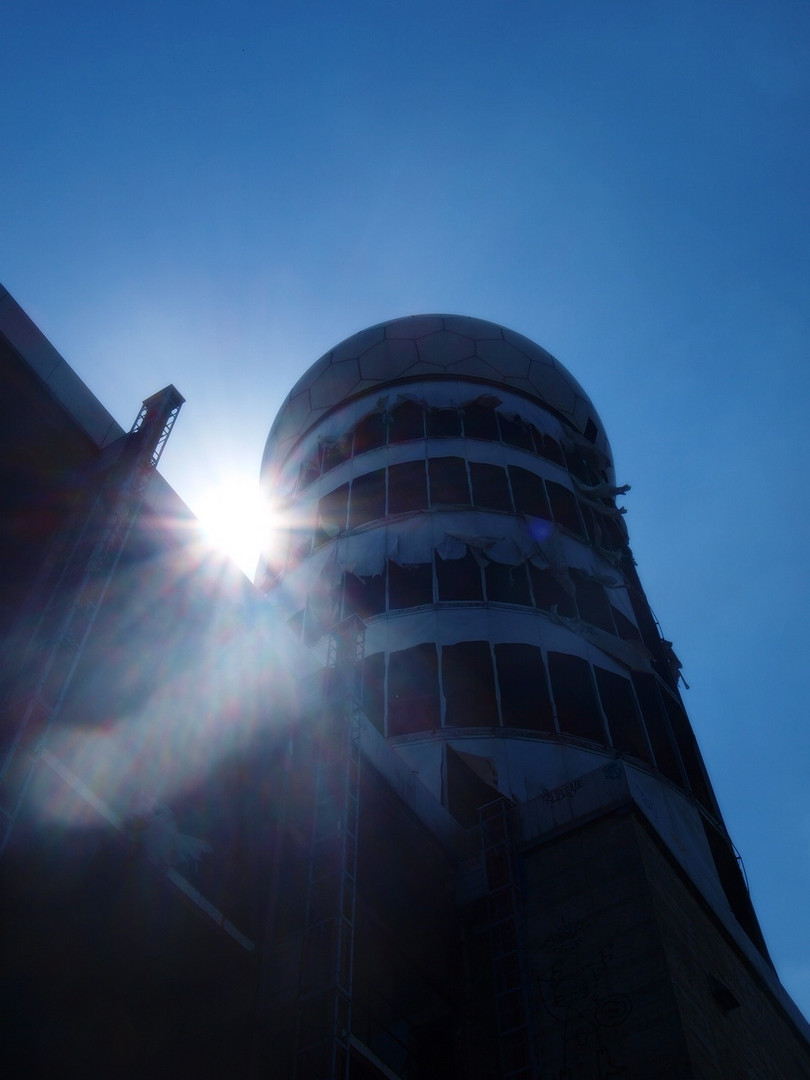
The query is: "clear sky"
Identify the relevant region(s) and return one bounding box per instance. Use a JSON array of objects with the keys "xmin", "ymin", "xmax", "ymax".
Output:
[{"xmin": 3, "ymin": 0, "xmax": 810, "ymax": 1019}]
